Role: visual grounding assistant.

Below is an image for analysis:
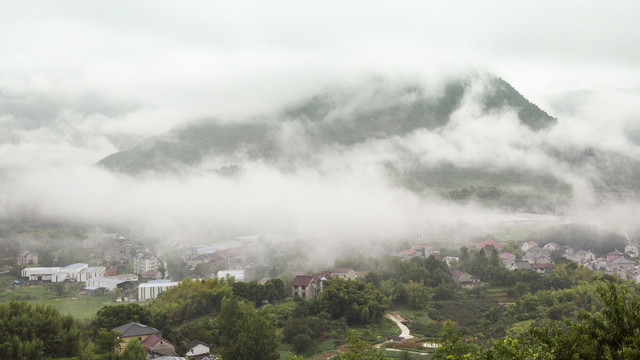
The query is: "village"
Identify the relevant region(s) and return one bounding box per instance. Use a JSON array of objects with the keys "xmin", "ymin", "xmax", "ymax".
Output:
[
  {"xmin": 12, "ymin": 229, "xmax": 640, "ymax": 302},
  {"xmin": 5, "ymin": 227, "xmax": 640, "ymax": 359}
]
